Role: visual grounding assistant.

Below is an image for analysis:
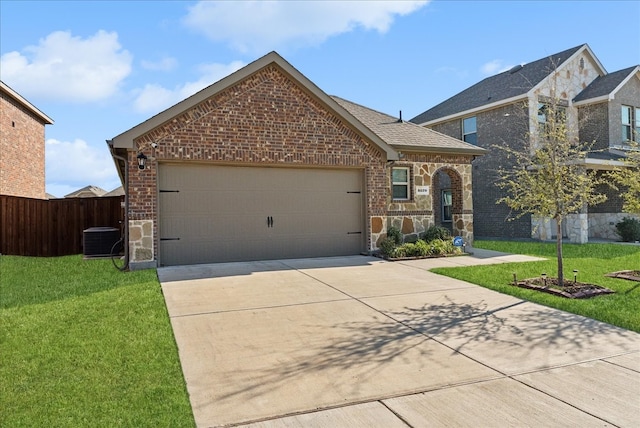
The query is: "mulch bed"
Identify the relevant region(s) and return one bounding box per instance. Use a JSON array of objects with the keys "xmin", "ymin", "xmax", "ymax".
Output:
[
  {"xmin": 604, "ymin": 270, "xmax": 640, "ymax": 282},
  {"xmin": 513, "ymin": 277, "xmax": 615, "ymax": 299}
]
